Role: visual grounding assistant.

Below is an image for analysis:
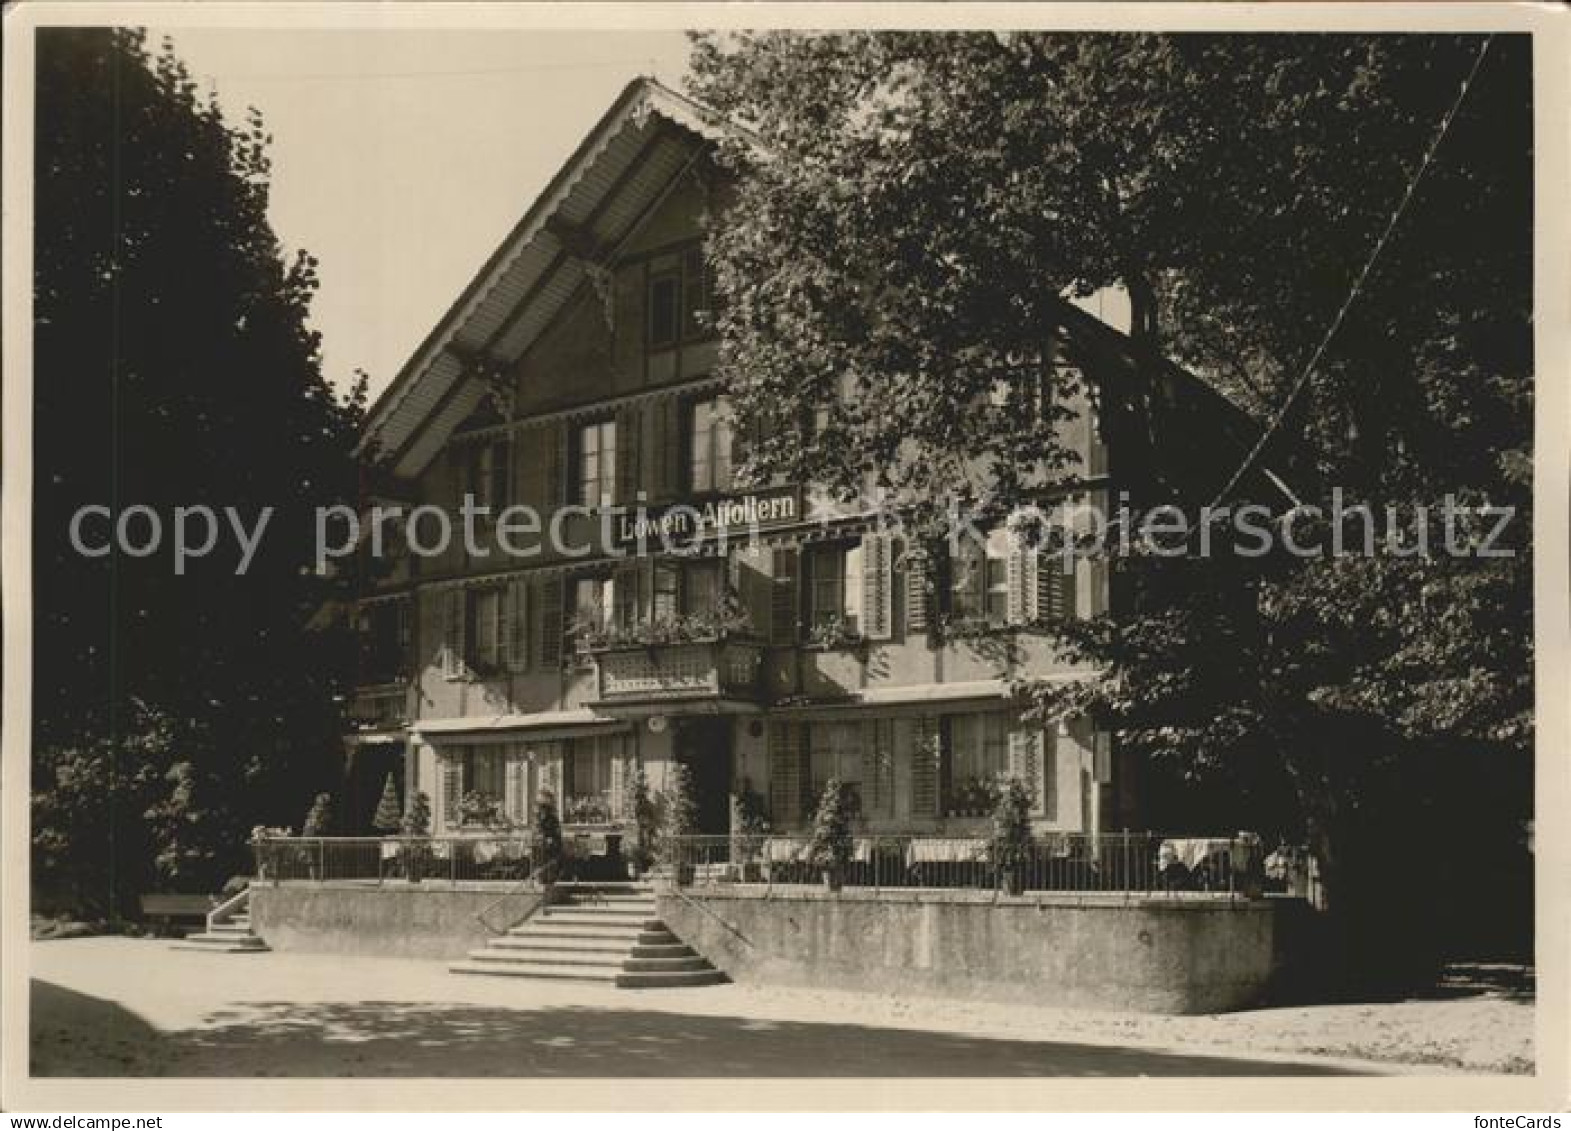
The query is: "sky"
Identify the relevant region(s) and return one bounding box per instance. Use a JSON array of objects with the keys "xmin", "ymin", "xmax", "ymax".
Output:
[{"xmin": 151, "ymin": 29, "xmax": 695, "ymax": 402}]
